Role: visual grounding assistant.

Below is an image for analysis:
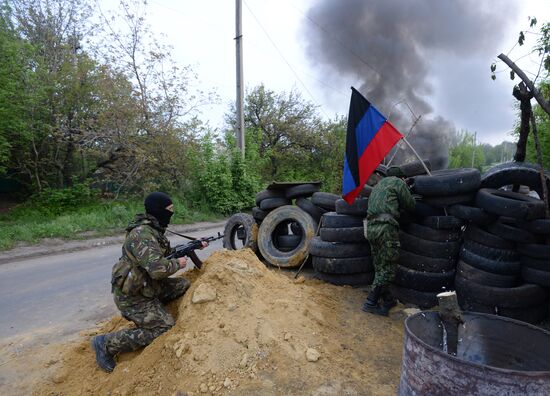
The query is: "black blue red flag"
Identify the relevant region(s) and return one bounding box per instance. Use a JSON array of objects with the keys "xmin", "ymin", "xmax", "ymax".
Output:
[{"xmin": 342, "ymin": 87, "xmax": 403, "ymax": 204}]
